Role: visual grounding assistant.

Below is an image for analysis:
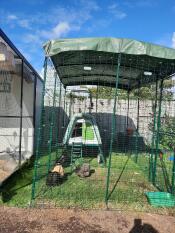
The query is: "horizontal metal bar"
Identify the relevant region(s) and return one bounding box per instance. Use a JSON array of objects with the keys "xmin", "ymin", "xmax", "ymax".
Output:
[{"xmin": 0, "ymin": 115, "xmax": 33, "ymax": 118}]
